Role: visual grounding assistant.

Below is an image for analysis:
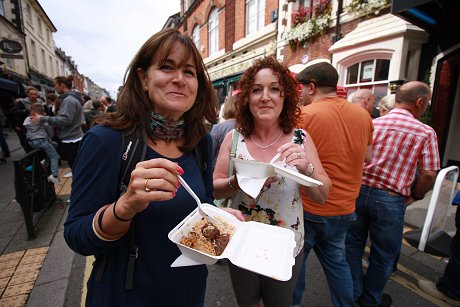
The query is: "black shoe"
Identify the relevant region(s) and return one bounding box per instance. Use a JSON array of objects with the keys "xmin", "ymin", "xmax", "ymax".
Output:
[{"xmin": 357, "ymin": 293, "xmax": 392, "ymax": 307}]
